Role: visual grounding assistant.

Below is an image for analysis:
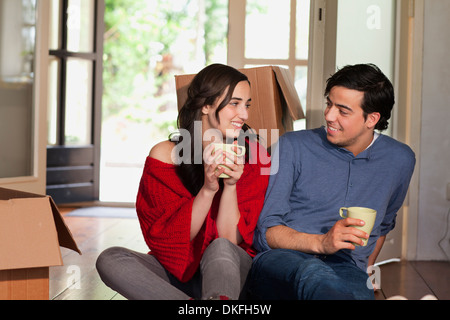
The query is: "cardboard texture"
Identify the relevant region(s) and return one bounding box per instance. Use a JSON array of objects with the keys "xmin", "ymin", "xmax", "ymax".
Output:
[
  {"xmin": 0, "ymin": 187, "xmax": 81, "ymax": 300},
  {"xmin": 175, "ymin": 66, "xmax": 304, "ymax": 148}
]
